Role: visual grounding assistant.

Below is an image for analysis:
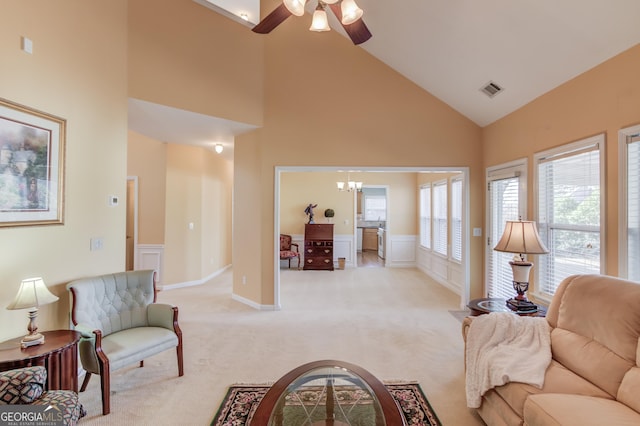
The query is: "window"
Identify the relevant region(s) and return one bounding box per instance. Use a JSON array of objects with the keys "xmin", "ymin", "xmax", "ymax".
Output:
[
  {"xmin": 486, "ymin": 161, "xmax": 526, "ymax": 299},
  {"xmin": 620, "ymin": 125, "xmax": 640, "ymax": 281},
  {"xmin": 535, "ymin": 135, "xmax": 604, "ymax": 297},
  {"xmin": 451, "ymin": 177, "xmax": 463, "ymax": 262},
  {"xmin": 419, "ymin": 184, "xmax": 431, "ymax": 249},
  {"xmin": 433, "ymin": 181, "xmax": 448, "ymax": 256},
  {"xmin": 363, "ymin": 195, "xmax": 386, "ymax": 221}
]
